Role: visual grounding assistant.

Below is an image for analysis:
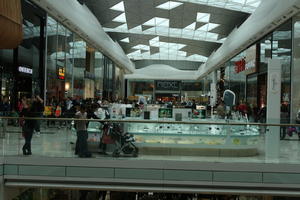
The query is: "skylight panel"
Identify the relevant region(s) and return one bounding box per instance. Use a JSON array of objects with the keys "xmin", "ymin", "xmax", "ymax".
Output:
[
  {"xmin": 156, "ymin": 26, "xmax": 169, "ymax": 34},
  {"xmin": 177, "ymin": 51, "xmax": 187, "ymax": 57},
  {"xmin": 110, "ymin": 1, "xmax": 125, "ymax": 12},
  {"xmin": 143, "ymin": 18, "xmax": 156, "ymax": 26},
  {"xmin": 196, "ymin": 13, "xmax": 210, "ymax": 23},
  {"xmin": 151, "ymin": 36, "xmax": 160, "ymax": 42},
  {"xmin": 115, "ymin": 23, "xmax": 128, "ymax": 31},
  {"xmin": 156, "ymin": 1, "xmax": 183, "ymax": 10},
  {"xmin": 169, "ymin": 28, "xmax": 182, "ymax": 37},
  {"xmin": 143, "ymin": 27, "xmax": 156, "ymax": 34},
  {"xmin": 182, "ymin": 29, "xmax": 194, "ymax": 37},
  {"xmin": 120, "ymin": 37, "xmax": 130, "ymax": 43},
  {"xmin": 198, "ymin": 24, "xmax": 209, "ymax": 31},
  {"xmin": 143, "ymin": 17, "xmax": 169, "ymax": 27},
  {"xmin": 177, "ymin": 44, "xmax": 186, "ymax": 50},
  {"xmin": 230, "ymin": 0, "xmax": 246, "ymax": 5},
  {"xmin": 176, "ymin": 0, "xmax": 261, "ymax": 13},
  {"xmin": 184, "ymin": 22, "xmax": 196, "ymax": 30},
  {"xmin": 156, "ymin": 18, "xmax": 170, "ymax": 27},
  {"xmin": 112, "ymin": 13, "xmax": 127, "ymax": 23},
  {"xmin": 132, "ymin": 44, "xmax": 150, "ymax": 51},
  {"xmin": 129, "ymin": 25, "xmax": 142, "ymax": 33},
  {"xmin": 207, "ymin": 23, "xmax": 220, "ymax": 31}
]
